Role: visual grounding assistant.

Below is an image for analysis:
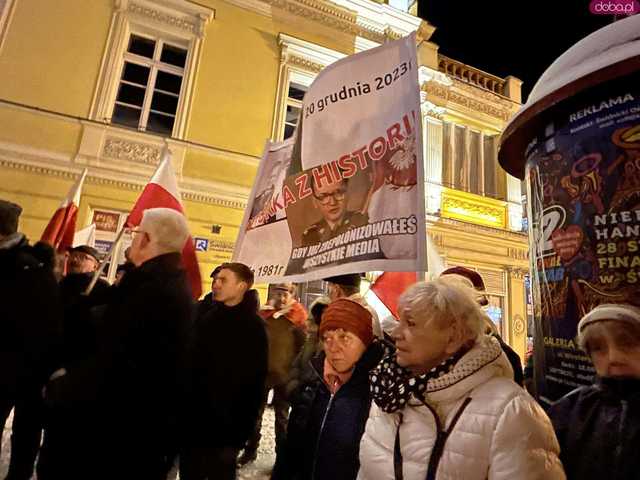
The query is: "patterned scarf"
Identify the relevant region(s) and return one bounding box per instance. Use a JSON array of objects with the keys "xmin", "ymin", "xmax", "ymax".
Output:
[{"xmin": 370, "ymin": 344, "xmax": 473, "ymax": 413}]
